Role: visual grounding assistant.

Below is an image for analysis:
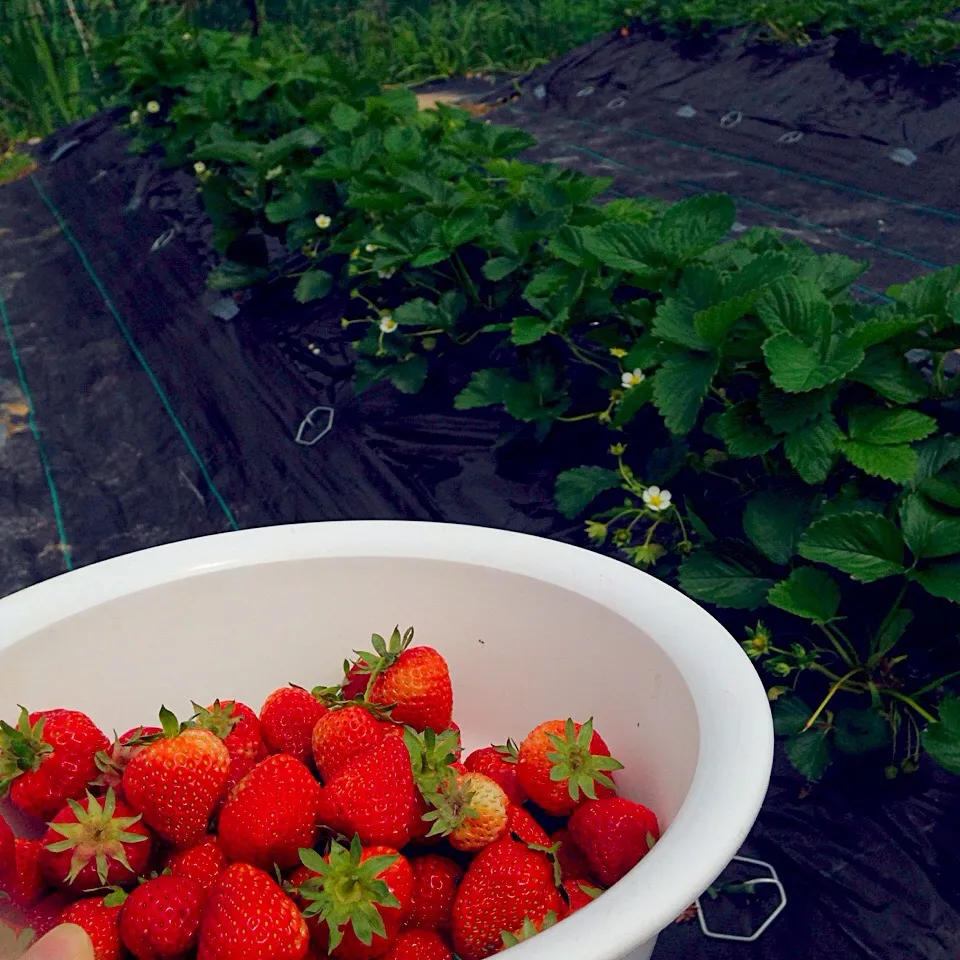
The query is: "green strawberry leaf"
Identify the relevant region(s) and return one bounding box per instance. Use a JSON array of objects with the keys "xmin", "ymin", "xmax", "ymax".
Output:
[
  {"xmin": 756, "ymin": 276, "xmax": 831, "ymax": 342},
  {"xmin": 677, "ymin": 551, "xmax": 773, "ymax": 609},
  {"xmin": 833, "ymin": 708, "xmax": 890, "ymax": 755},
  {"xmin": 511, "ymin": 315, "xmax": 551, "ymax": 346},
  {"xmin": 293, "ymin": 269, "xmax": 333, "ymax": 304},
  {"xmin": 652, "ymin": 352, "xmax": 719, "ymax": 435},
  {"xmin": 757, "ymin": 385, "xmax": 835, "ymax": 435},
  {"xmin": 554, "ymin": 467, "xmax": 621, "ymax": 519},
  {"xmin": 846, "ymin": 407, "xmax": 938, "ymax": 445},
  {"xmin": 839, "ymin": 441, "xmax": 919, "ymax": 485},
  {"xmin": 785, "ymin": 728, "xmax": 831, "ymax": 781},
  {"xmin": 712, "ymin": 403, "xmax": 779, "ymax": 458},
  {"xmin": 900, "ymin": 494, "xmax": 960, "ymax": 559},
  {"xmin": 798, "ymin": 512, "xmax": 906, "ymax": 583},
  {"xmin": 784, "ymin": 416, "xmax": 842, "ymax": 485},
  {"xmin": 454, "ymin": 369, "xmax": 511, "ymax": 410},
  {"xmin": 208, "ymin": 260, "xmax": 269, "ymax": 291},
  {"xmin": 767, "ymin": 567, "xmax": 840, "ymax": 623},
  {"xmin": 742, "ymin": 490, "xmax": 810, "ymax": 565},
  {"xmin": 762, "ymin": 332, "xmax": 864, "ymax": 393},
  {"xmin": 656, "ymin": 194, "xmax": 736, "ymax": 265},
  {"xmin": 772, "ymin": 694, "xmax": 811, "ymax": 735},
  {"xmin": 913, "ymin": 562, "xmax": 960, "ymax": 602},
  {"xmin": 922, "ymin": 697, "xmax": 960, "ymax": 774},
  {"xmin": 848, "ymin": 345, "xmax": 928, "ymax": 404},
  {"xmin": 873, "ymin": 607, "xmax": 913, "ymax": 656}
]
